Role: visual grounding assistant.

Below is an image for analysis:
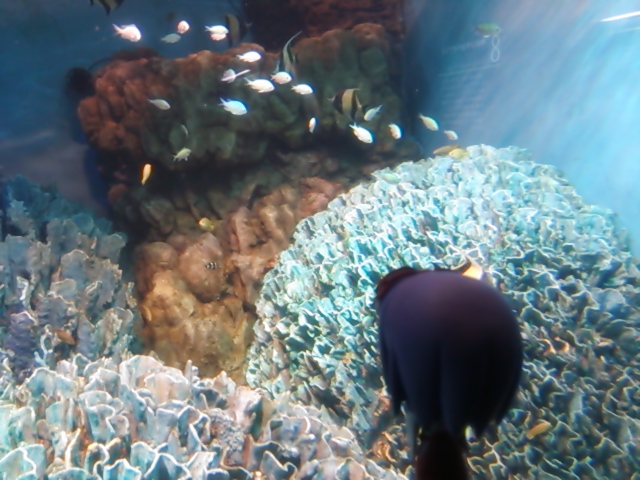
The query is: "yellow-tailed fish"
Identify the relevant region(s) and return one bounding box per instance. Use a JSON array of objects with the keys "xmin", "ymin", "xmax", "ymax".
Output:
[
  {"xmin": 432, "ymin": 144, "xmax": 459, "ymax": 156},
  {"xmin": 198, "ymin": 218, "xmax": 217, "ymax": 232},
  {"xmin": 419, "ymin": 114, "xmax": 439, "ymax": 131},
  {"xmin": 141, "ymin": 164, "xmax": 152, "ymax": 185},
  {"xmin": 448, "ymin": 147, "xmax": 468, "ymax": 159},
  {"xmin": 526, "ymin": 421, "xmax": 552, "ymax": 439}
]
